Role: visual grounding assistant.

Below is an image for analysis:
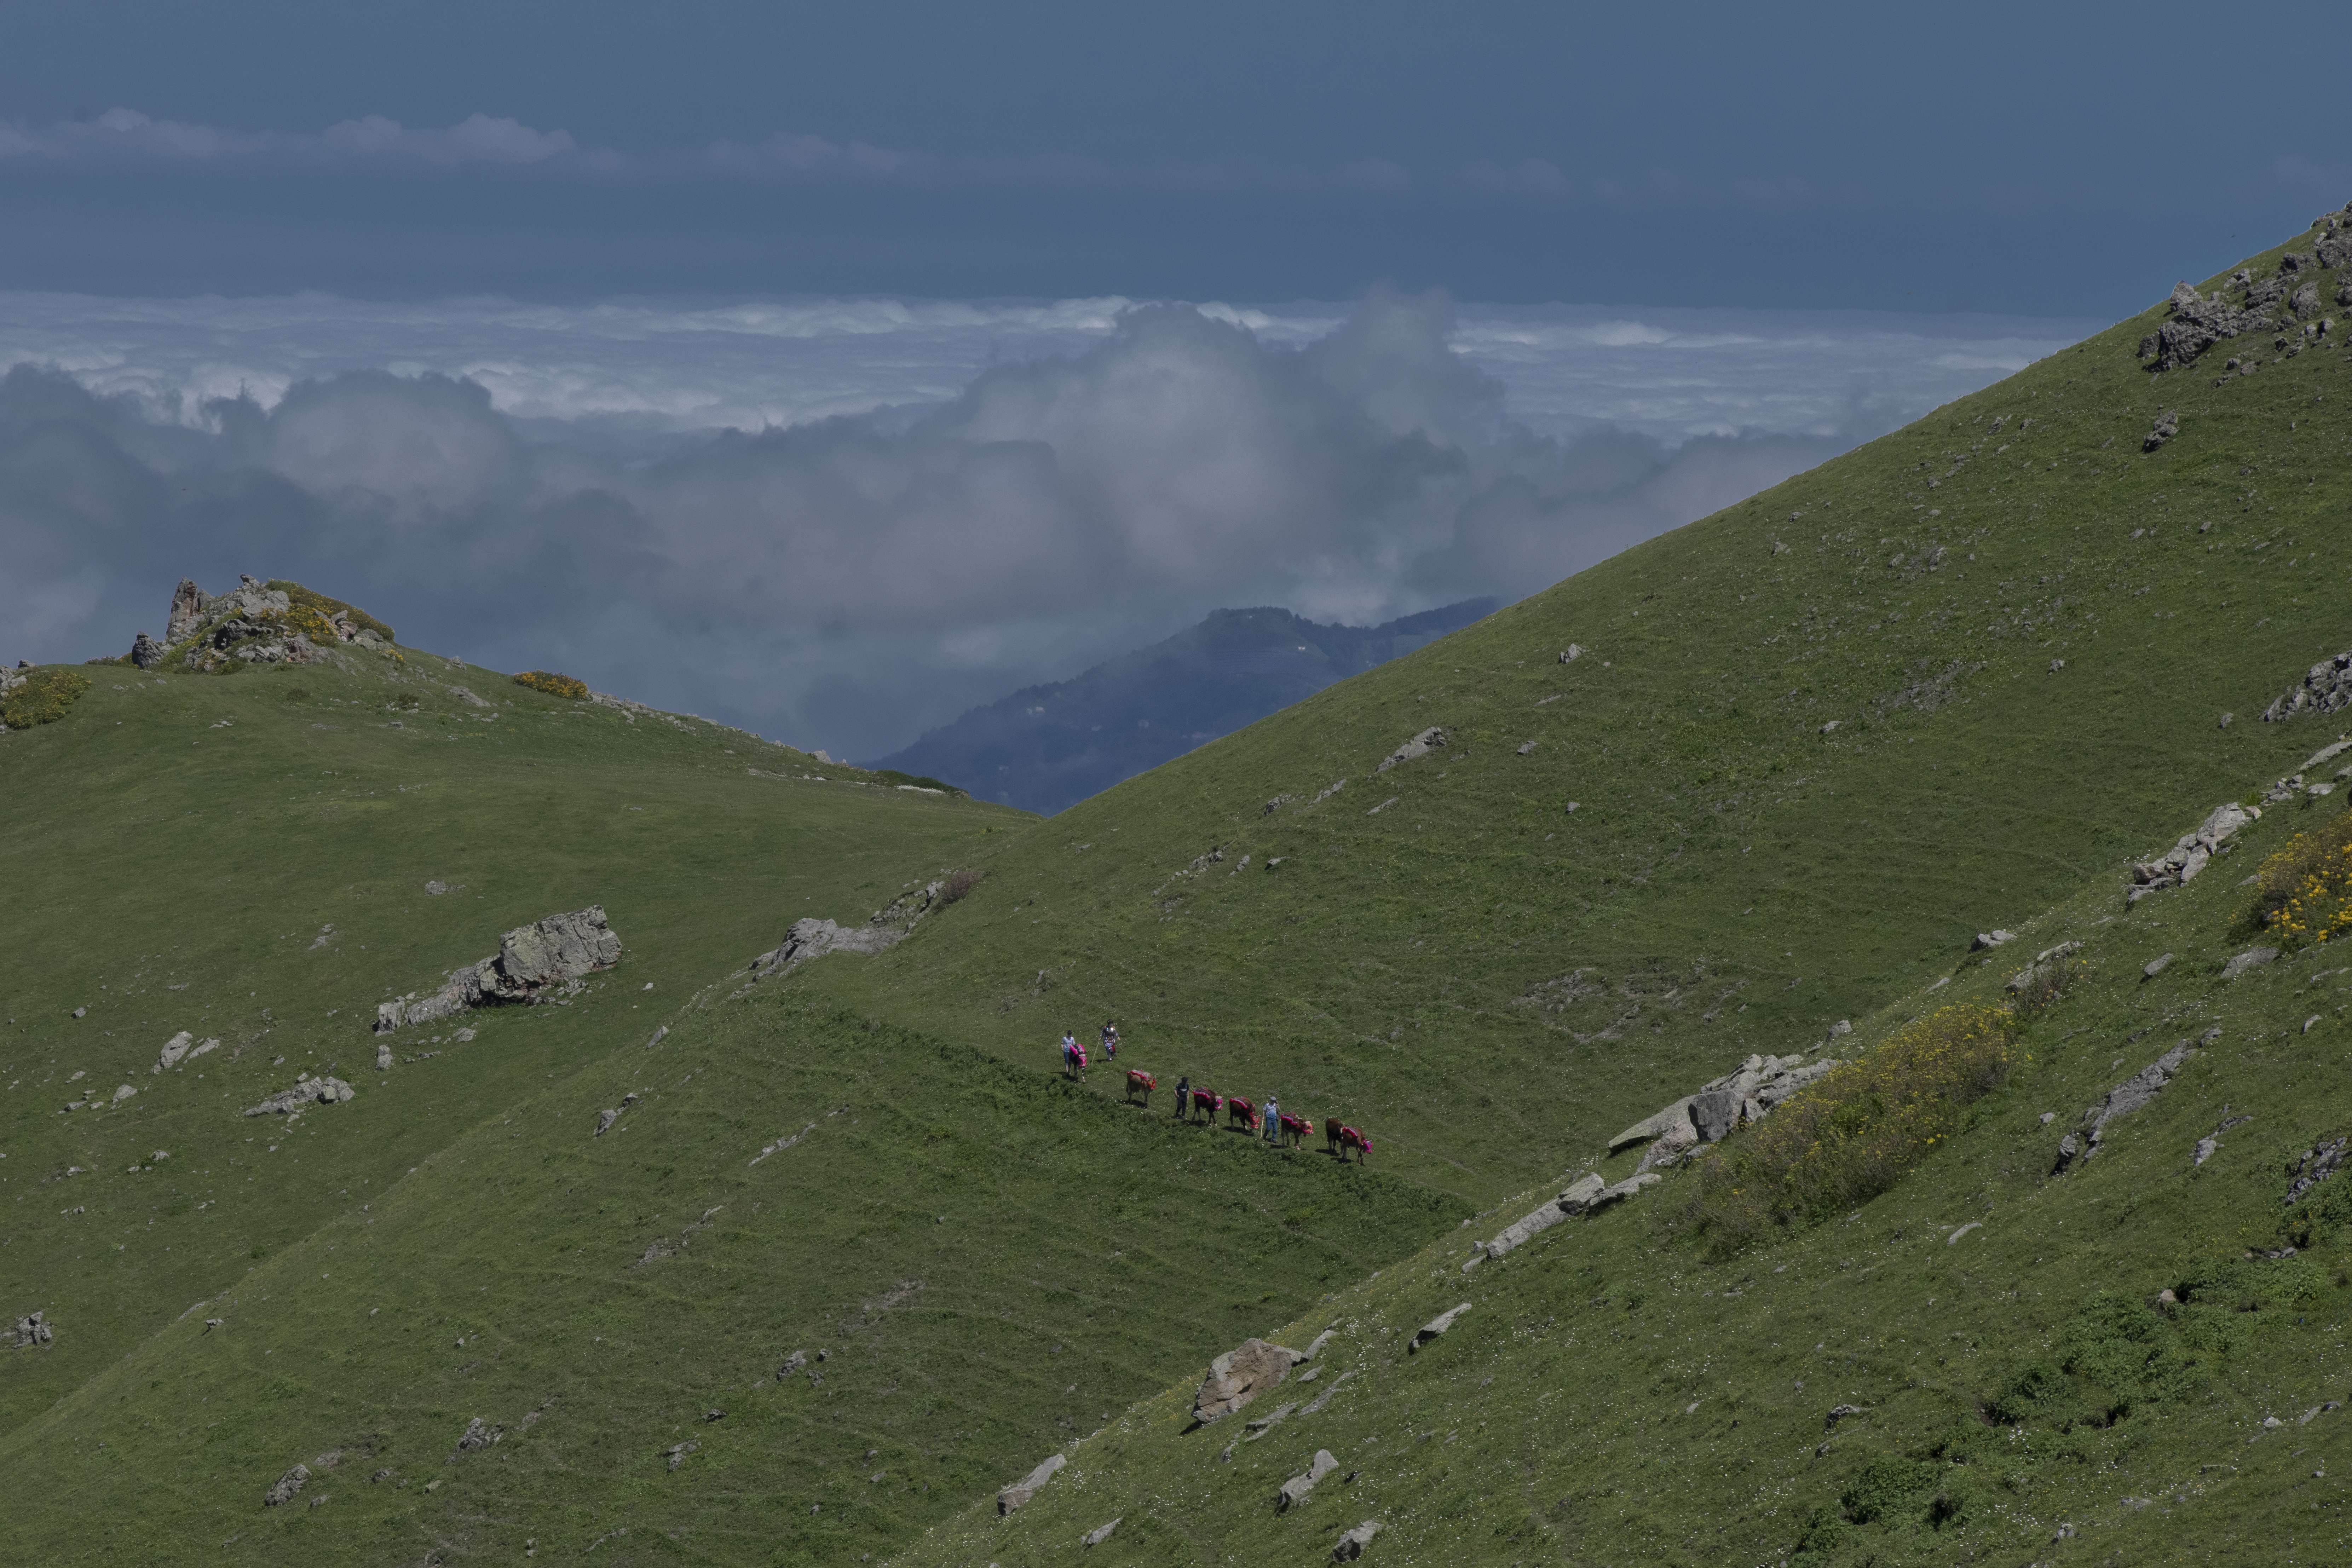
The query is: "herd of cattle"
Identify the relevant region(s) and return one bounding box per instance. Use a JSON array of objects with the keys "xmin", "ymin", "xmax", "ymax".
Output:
[{"xmin": 1118, "ymin": 1068, "xmax": 1374, "ymax": 1164}]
